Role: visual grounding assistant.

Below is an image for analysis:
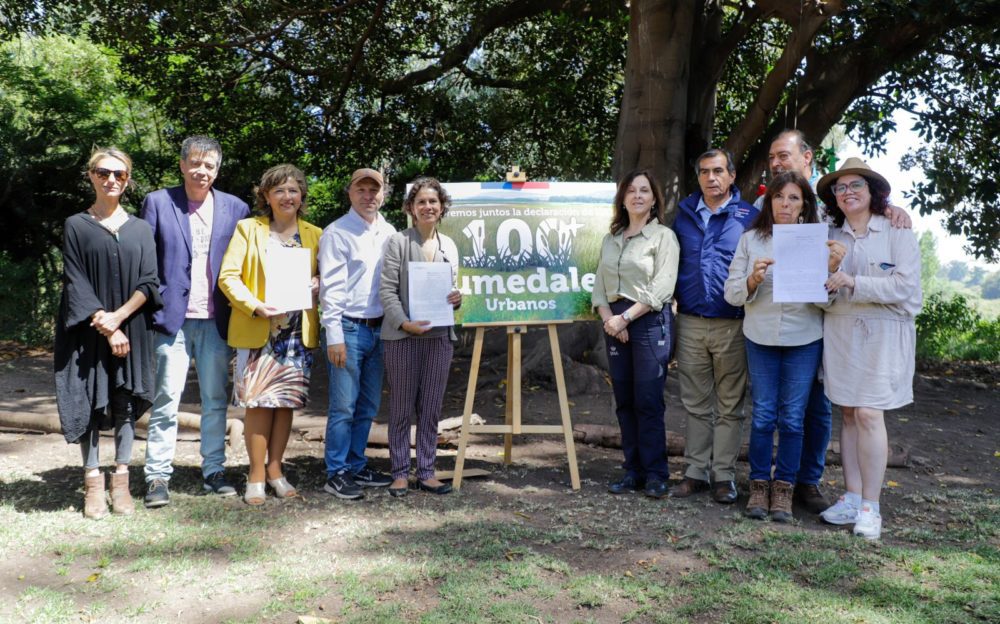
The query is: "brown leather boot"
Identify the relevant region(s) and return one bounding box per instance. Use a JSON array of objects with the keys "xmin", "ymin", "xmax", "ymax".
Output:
[
  {"xmin": 770, "ymin": 480, "xmax": 794, "ymax": 523},
  {"xmin": 109, "ymin": 471, "xmax": 135, "ymax": 516},
  {"xmin": 745, "ymin": 479, "xmax": 769, "ymax": 520},
  {"xmin": 83, "ymin": 473, "xmax": 108, "ymax": 520}
]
